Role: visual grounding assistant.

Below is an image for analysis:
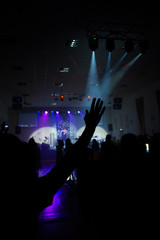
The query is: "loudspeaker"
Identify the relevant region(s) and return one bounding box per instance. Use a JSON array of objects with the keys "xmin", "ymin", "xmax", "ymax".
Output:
[
  {"xmin": 113, "ymin": 97, "xmax": 122, "ymax": 110},
  {"xmin": 113, "ymin": 104, "xmax": 122, "ymax": 110},
  {"xmin": 108, "ymin": 123, "xmax": 113, "ymax": 131},
  {"xmin": 12, "ymin": 96, "xmax": 22, "ymax": 109},
  {"xmin": 12, "ymin": 96, "xmax": 22, "ymax": 103}
]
